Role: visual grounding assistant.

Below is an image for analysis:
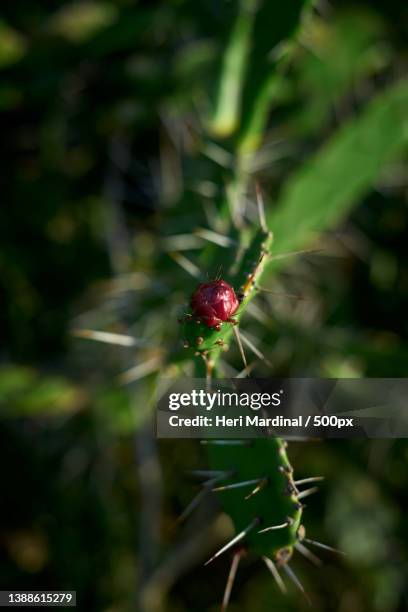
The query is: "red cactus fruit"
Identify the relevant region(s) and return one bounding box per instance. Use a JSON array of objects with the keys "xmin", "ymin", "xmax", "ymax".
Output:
[{"xmin": 190, "ymin": 280, "xmax": 239, "ymax": 329}]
